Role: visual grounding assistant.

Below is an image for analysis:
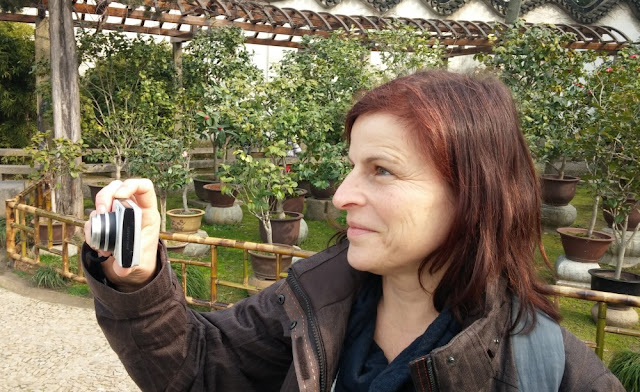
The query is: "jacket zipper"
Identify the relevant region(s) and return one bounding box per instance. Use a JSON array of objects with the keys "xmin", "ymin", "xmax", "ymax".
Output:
[
  {"xmin": 425, "ymin": 355, "xmax": 439, "ymax": 392},
  {"xmin": 287, "ymin": 274, "xmax": 327, "ymax": 392}
]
